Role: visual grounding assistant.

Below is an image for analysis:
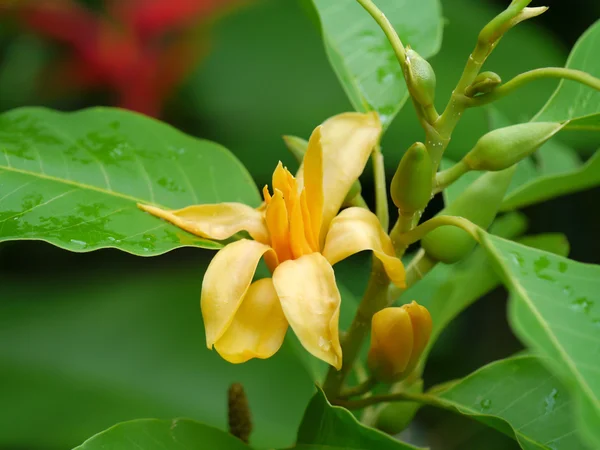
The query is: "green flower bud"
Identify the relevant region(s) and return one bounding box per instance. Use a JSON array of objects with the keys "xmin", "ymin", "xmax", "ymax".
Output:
[
  {"xmin": 368, "ymin": 302, "xmax": 432, "ymax": 383},
  {"xmin": 464, "ymin": 122, "xmax": 565, "ymax": 171},
  {"xmin": 404, "ymin": 48, "xmax": 436, "ymax": 107},
  {"xmin": 421, "ymin": 166, "xmax": 515, "ymax": 263},
  {"xmin": 390, "ymin": 142, "xmax": 433, "ymax": 215},
  {"xmin": 465, "ymin": 71, "xmax": 502, "ymax": 97},
  {"xmin": 283, "ymin": 135, "xmax": 363, "ymax": 206}
]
